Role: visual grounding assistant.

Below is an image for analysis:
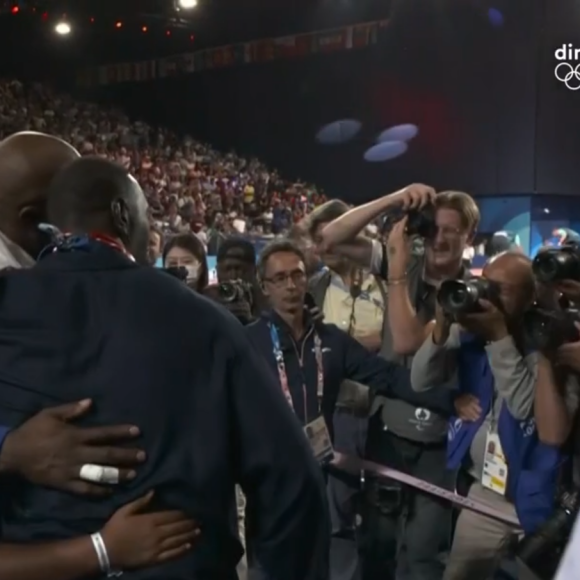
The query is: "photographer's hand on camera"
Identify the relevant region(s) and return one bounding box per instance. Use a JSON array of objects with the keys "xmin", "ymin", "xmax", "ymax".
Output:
[
  {"xmin": 386, "ymin": 216, "xmax": 410, "ymax": 279},
  {"xmin": 557, "ymin": 279, "xmax": 580, "ymax": 306},
  {"xmin": 556, "ymin": 324, "xmax": 580, "ymax": 372},
  {"xmin": 389, "ymin": 183, "xmax": 436, "ymax": 210},
  {"xmin": 456, "ymin": 299, "xmax": 508, "ymax": 342},
  {"xmin": 433, "ymin": 299, "xmax": 453, "ymax": 345}
]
